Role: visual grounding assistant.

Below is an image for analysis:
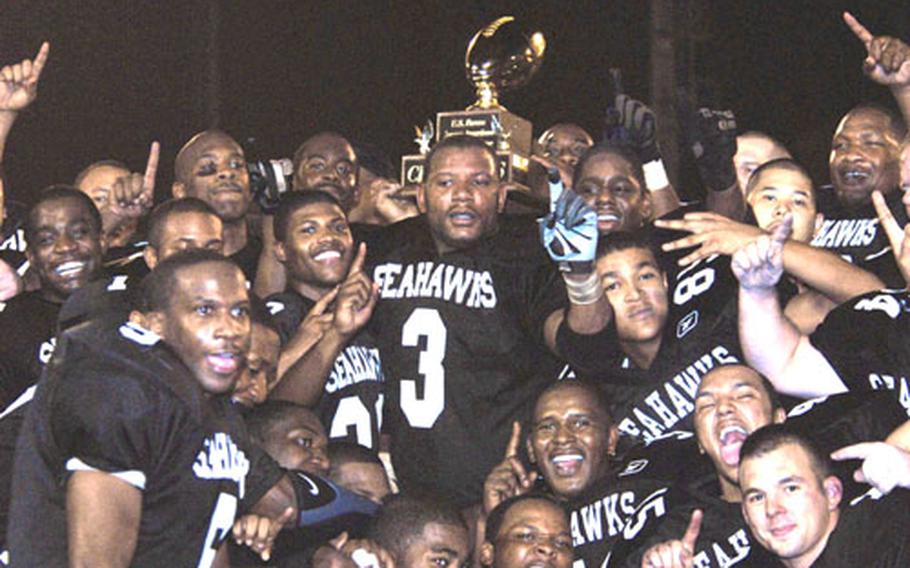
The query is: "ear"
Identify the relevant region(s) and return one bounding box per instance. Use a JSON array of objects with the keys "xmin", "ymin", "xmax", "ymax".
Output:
[
  {"xmin": 772, "ymin": 408, "xmax": 787, "ymax": 424},
  {"xmin": 496, "ymin": 181, "xmax": 507, "ymax": 213},
  {"xmin": 143, "ymin": 311, "xmax": 167, "ymax": 339},
  {"xmin": 416, "ymin": 184, "xmax": 428, "ymax": 214},
  {"xmin": 143, "ymin": 246, "xmax": 159, "ymax": 270},
  {"xmin": 640, "ymin": 189, "xmax": 654, "ymax": 221},
  {"xmin": 273, "ymin": 241, "xmax": 287, "ymax": 264},
  {"xmin": 813, "ymin": 213, "xmax": 825, "ymax": 238},
  {"xmin": 823, "ymin": 475, "xmax": 843, "ymax": 510},
  {"xmin": 171, "ymin": 181, "xmax": 187, "ymax": 199},
  {"xmin": 479, "ymin": 541, "xmax": 495, "ymax": 567},
  {"xmin": 607, "ymin": 424, "xmax": 620, "ymax": 456}
]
